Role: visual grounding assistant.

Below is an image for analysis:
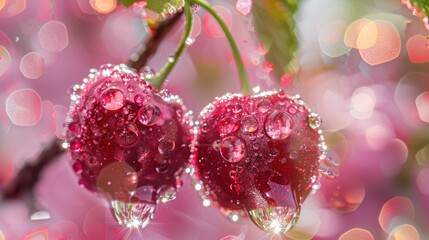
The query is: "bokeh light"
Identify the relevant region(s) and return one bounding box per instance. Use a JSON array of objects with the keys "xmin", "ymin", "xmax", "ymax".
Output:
[
  {"xmin": 236, "ymin": 0, "xmax": 252, "ymax": 16},
  {"xmin": 358, "ymin": 20, "xmax": 400, "ymax": 65},
  {"xmin": 20, "ymin": 52, "xmax": 45, "ymax": 79},
  {"xmin": 415, "ymin": 92, "xmax": 429, "ymax": 123},
  {"xmin": 0, "ymin": 45, "xmax": 12, "ymax": 78},
  {"xmin": 379, "ymin": 196, "xmax": 415, "ymax": 233},
  {"xmin": 5, "ymin": 88, "xmax": 43, "ymax": 127},
  {"xmin": 416, "ymin": 144, "xmax": 429, "ymax": 166},
  {"xmin": 416, "ymin": 168, "xmax": 429, "ymax": 195},
  {"xmin": 90, "ymin": 0, "xmax": 117, "ymax": 14},
  {"xmin": 350, "ymin": 87, "xmax": 376, "ymax": 119},
  {"xmin": 339, "ymin": 228, "xmax": 375, "ymax": 240},
  {"xmin": 319, "ymin": 20, "xmax": 351, "ymax": 57},
  {"xmin": 0, "ymin": 0, "xmax": 26, "ymax": 18},
  {"xmin": 406, "ymin": 35, "xmax": 429, "ymax": 63},
  {"xmin": 38, "ymin": 20, "xmax": 69, "ymax": 53},
  {"xmin": 387, "ymin": 224, "xmax": 420, "ymax": 240},
  {"xmin": 23, "ymin": 229, "xmax": 48, "ymax": 240}
]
